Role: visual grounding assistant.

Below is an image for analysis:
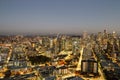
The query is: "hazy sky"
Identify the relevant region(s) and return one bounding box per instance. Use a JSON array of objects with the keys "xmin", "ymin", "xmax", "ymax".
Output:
[{"xmin": 0, "ymin": 0, "xmax": 120, "ymax": 34}]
